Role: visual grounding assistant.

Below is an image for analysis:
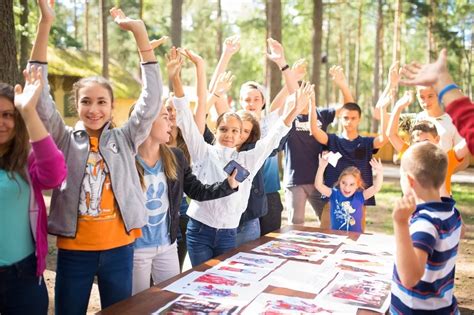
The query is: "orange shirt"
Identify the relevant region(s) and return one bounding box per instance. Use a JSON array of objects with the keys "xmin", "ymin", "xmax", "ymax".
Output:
[
  {"xmin": 399, "ymin": 143, "xmax": 463, "ymax": 197},
  {"xmin": 57, "ymin": 137, "xmax": 141, "ymax": 250}
]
